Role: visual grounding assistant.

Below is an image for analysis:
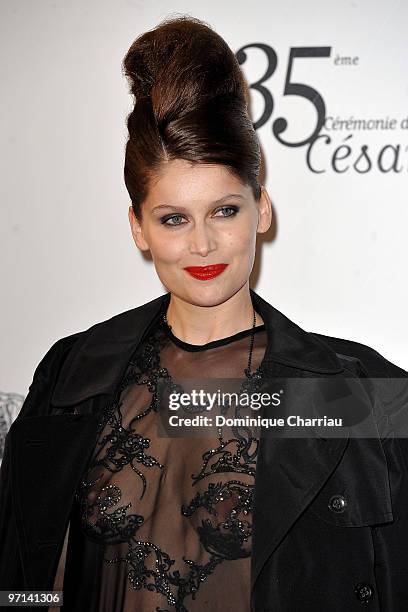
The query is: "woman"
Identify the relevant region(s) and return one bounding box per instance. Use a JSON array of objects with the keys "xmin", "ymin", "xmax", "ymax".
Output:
[{"xmin": 1, "ymin": 14, "xmax": 407, "ymax": 612}]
